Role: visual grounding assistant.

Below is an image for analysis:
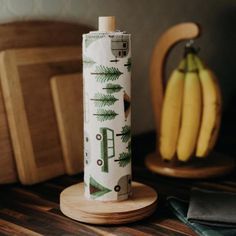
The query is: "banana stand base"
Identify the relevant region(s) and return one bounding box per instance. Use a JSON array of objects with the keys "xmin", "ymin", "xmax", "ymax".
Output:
[
  {"xmin": 60, "ymin": 182, "xmax": 158, "ymax": 225},
  {"xmin": 145, "ymin": 152, "xmax": 235, "ymax": 179}
]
